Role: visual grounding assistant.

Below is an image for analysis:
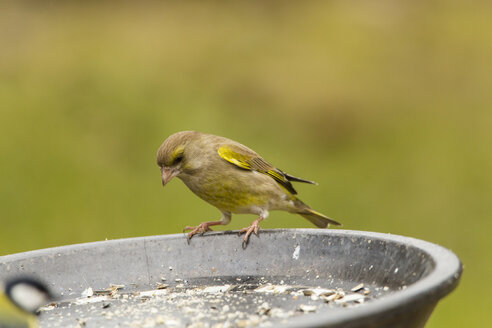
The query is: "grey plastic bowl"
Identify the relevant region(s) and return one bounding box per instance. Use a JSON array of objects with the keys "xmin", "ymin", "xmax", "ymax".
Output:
[{"xmin": 0, "ymin": 229, "xmax": 461, "ymax": 327}]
